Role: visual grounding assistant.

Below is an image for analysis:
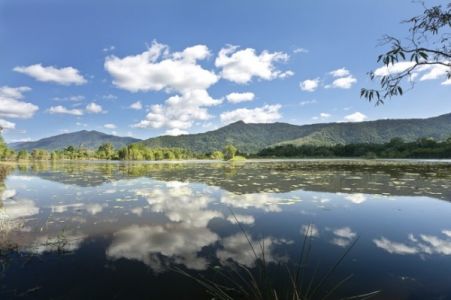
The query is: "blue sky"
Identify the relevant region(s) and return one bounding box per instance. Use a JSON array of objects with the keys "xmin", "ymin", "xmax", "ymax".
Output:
[{"xmin": 0, "ymin": 0, "xmax": 449, "ymax": 142}]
